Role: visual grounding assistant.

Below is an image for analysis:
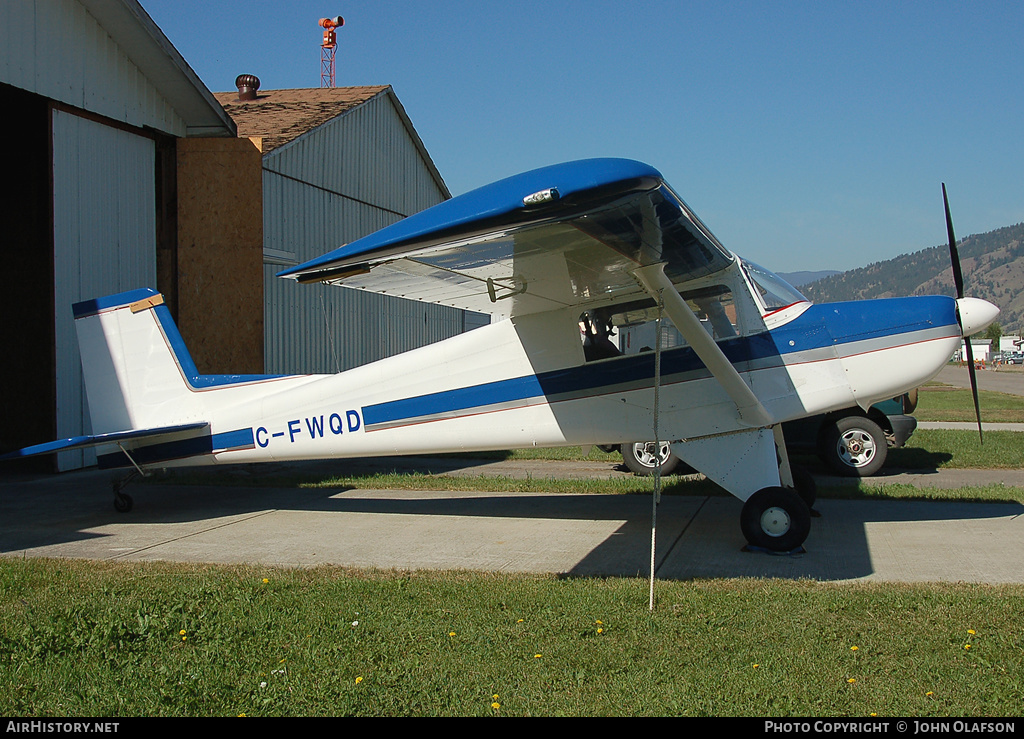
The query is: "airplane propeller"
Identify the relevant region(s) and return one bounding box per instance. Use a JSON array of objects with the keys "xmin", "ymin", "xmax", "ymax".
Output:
[{"xmin": 943, "ymin": 183, "xmax": 984, "ymax": 442}]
